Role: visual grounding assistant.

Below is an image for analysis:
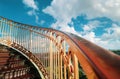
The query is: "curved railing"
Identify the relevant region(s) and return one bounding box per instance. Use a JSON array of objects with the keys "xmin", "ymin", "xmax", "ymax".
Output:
[{"xmin": 0, "ymin": 16, "xmax": 120, "ymax": 79}]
